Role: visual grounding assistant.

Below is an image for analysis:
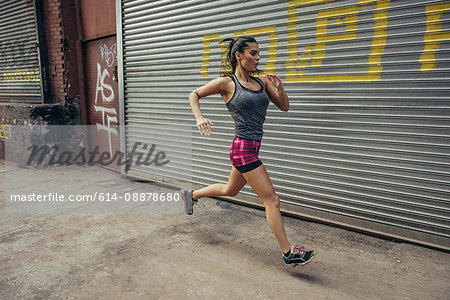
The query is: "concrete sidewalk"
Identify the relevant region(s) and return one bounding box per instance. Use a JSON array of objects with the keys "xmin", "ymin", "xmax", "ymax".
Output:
[{"xmin": 1, "ymin": 164, "xmax": 449, "ymax": 299}]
